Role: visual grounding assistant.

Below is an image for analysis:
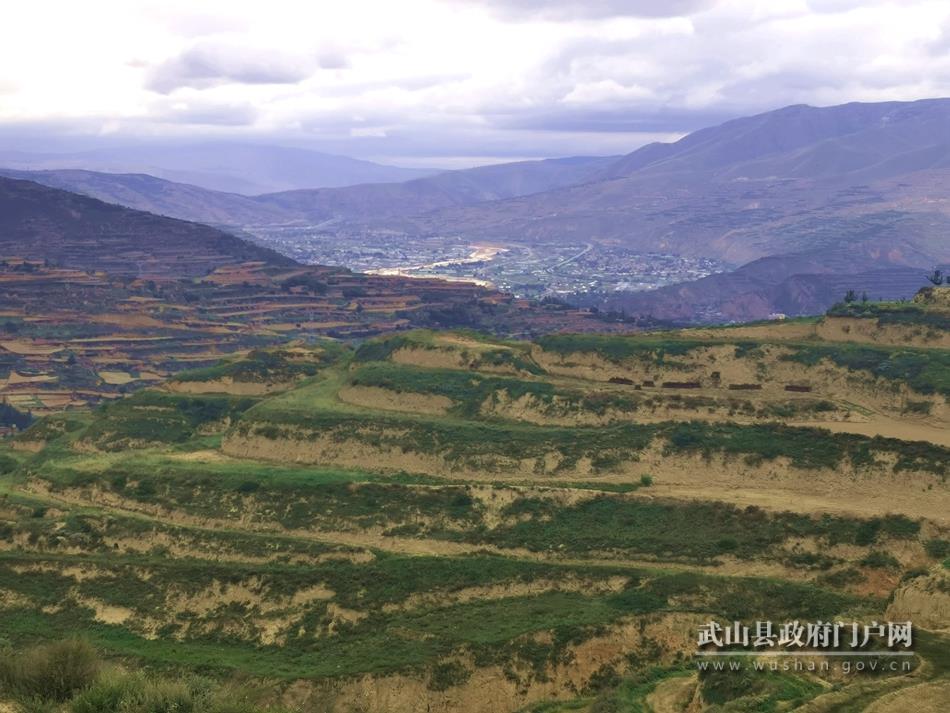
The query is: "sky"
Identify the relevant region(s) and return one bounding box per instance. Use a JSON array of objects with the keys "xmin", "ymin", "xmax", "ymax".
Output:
[{"xmin": 1, "ymin": 0, "xmax": 949, "ymax": 168}]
